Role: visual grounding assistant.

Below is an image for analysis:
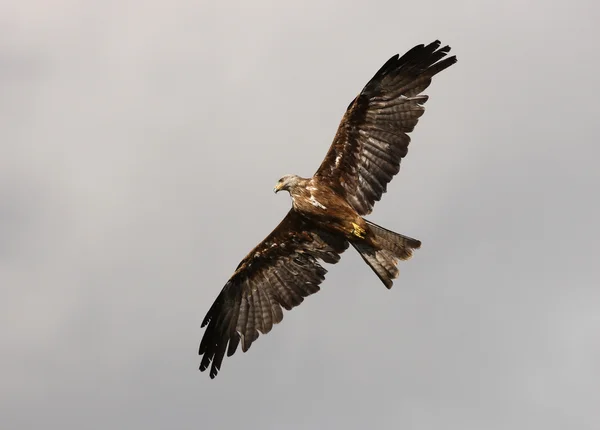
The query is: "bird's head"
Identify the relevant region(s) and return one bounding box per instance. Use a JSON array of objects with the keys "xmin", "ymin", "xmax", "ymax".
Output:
[{"xmin": 274, "ymin": 174, "xmax": 302, "ymax": 194}]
